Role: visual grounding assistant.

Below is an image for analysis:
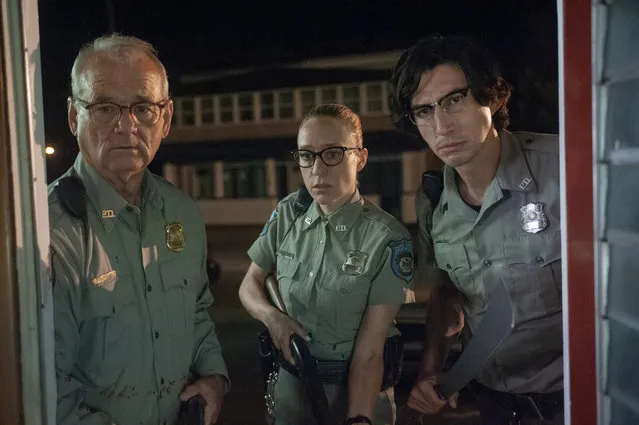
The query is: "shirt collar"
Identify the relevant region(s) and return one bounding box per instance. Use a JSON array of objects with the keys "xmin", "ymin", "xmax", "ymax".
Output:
[
  {"xmin": 301, "ymin": 189, "xmax": 364, "ymax": 239},
  {"xmin": 494, "ymin": 130, "xmax": 538, "ymax": 193},
  {"xmin": 438, "ymin": 130, "xmax": 536, "ymax": 218},
  {"xmin": 72, "ymin": 153, "xmax": 164, "ymax": 232}
]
